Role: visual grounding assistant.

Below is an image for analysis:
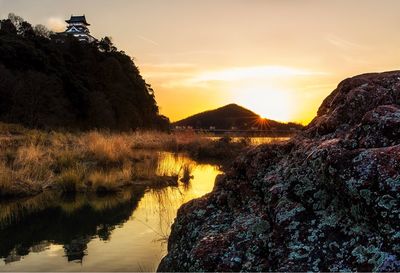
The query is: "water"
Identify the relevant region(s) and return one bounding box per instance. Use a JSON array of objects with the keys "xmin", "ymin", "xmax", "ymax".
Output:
[
  {"xmin": 0, "ymin": 152, "xmax": 221, "ymax": 272},
  {"xmin": 205, "ymin": 136, "xmax": 290, "ymax": 145}
]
